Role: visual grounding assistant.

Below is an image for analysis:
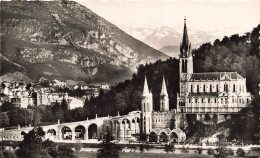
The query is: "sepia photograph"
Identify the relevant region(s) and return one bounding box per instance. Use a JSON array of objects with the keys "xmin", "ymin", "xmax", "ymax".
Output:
[{"xmin": 0, "ymin": 0, "xmax": 259, "ymax": 157}]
